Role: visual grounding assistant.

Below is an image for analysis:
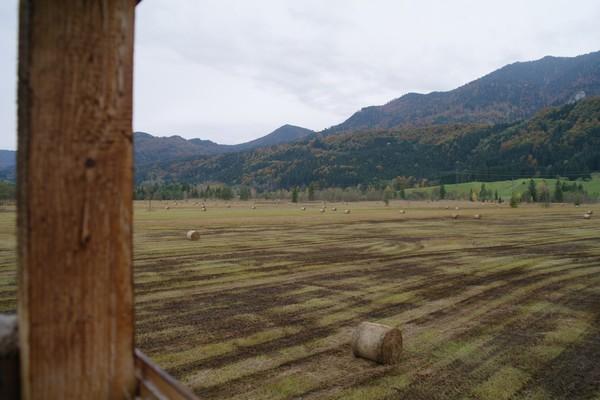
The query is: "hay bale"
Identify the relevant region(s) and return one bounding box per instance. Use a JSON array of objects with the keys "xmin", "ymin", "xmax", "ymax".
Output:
[
  {"xmin": 584, "ymin": 213, "xmax": 591, "ymax": 219},
  {"xmin": 352, "ymin": 322, "xmax": 402, "ymax": 364},
  {"xmin": 186, "ymin": 230, "xmax": 200, "ymax": 241},
  {"xmin": 451, "ymin": 213, "xmax": 459, "ymax": 219},
  {"xmin": 320, "ymin": 208, "xmax": 325, "ymax": 213},
  {"xmin": 344, "ymin": 209, "xmax": 351, "ymax": 214},
  {"xmin": 165, "ymin": 206, "xmax": 170, "ymax": 210},
  {"xmin": 301, "ymin": 207, "xmax": 306, "ymax": 211},
  {"xmin": 399, "ymin": 210, "xmax": 406, "ymax": 214},
  {"xmin": 474, "ymin": 214, "xmax": 481, "ymax": 219},
  {"xmin": 445, "ymin": 206, "xmax": 449, "ymax": 210},
  {"xmin": 251, "ymin": 205, "xmax": 256, "ymax": 209},
  {"xmin": 332, "ymin": 207, "xmax": 337, "ymax": 211},
  {"xmin": 586, "ymin": 210, "xmax": 593, "ymax": 214},
  {"xmin": 455, "ymin": 206, "xmax": 460, "ymax": 210}
]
